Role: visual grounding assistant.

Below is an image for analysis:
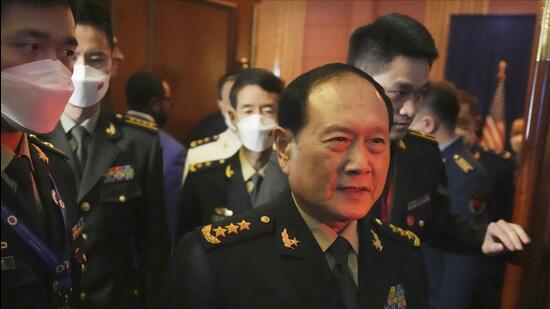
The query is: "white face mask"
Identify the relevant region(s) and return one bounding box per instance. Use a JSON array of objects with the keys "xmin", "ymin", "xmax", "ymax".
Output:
[
  {"xmin": 1, "ymin": 59, "xmax": 74, "ymax": 134},
  {"xmin": 236, "ymin": 114, "xmax": 277, "ymax": 152},
  {"xmin": 68, "ymin": 64, "xmax": 110, "ymax": 107}
]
